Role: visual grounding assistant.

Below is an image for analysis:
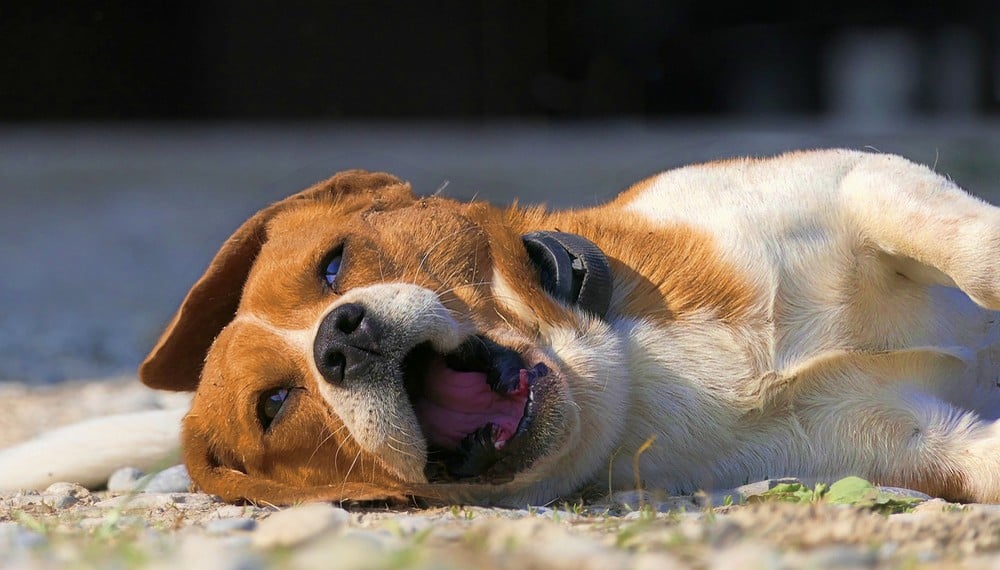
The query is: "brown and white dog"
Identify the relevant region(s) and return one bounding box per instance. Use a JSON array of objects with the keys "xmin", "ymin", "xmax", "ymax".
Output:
[{"xmin": 5, "ymin": 149, "xmax": 1000, "ymax": 506}]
